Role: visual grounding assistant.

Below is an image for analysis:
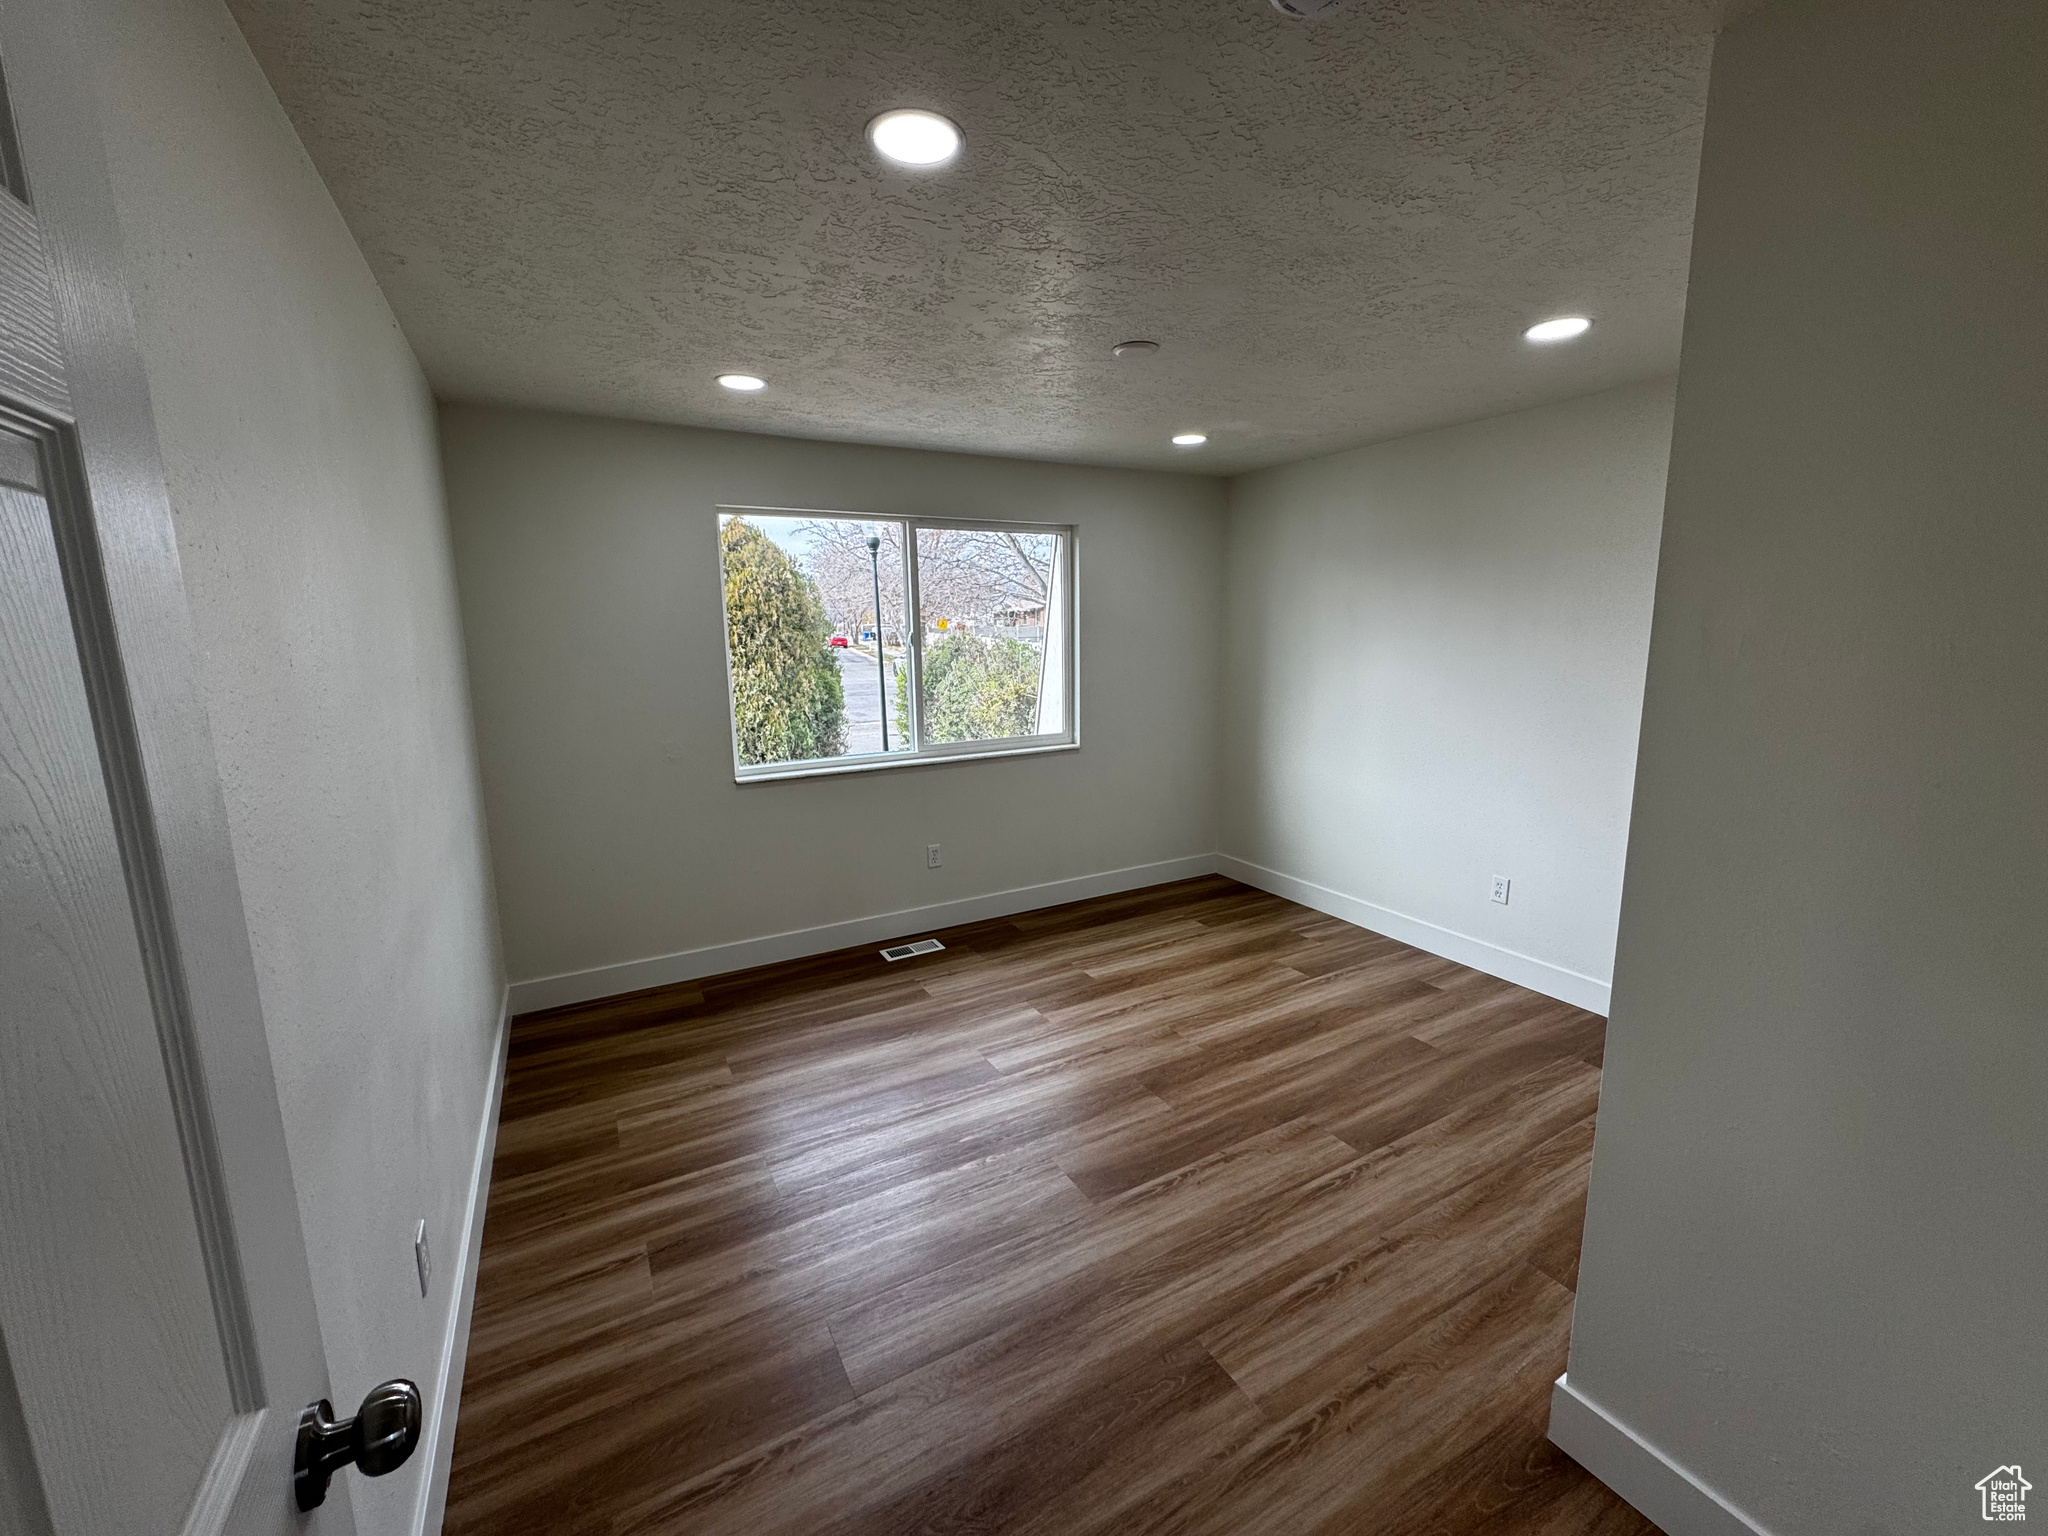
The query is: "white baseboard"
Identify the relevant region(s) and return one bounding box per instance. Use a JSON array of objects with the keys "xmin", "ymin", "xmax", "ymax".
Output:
[
  {"xmin": 1548, "ymin": 1375, "xmax": 1773, "ymax": 1536},
  {"xmin": 411, "ymin": 988, "xmax": 512, "ymax": 1536},
  {"xmin": 505, "ymin": 855, "xmax": 1223, "ymax": 1014},
  {"xmin": 1214, "ymin": 855, "xmax": 1612, "ymax": 1015}
]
